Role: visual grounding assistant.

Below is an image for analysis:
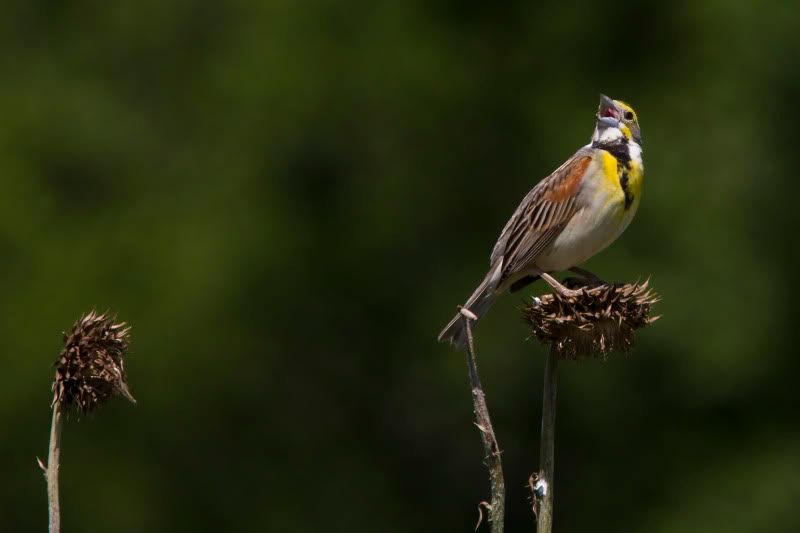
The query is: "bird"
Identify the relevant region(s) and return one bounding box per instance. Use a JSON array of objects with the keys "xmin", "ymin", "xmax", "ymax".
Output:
[{"xmin": 438, "ymin": 94, "xmax": 644, "ymax": 349}]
